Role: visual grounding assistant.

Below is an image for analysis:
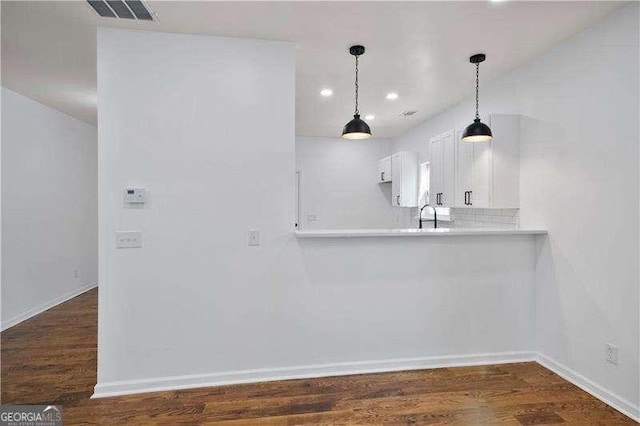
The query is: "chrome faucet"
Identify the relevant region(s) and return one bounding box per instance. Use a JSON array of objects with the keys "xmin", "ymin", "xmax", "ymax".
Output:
[{"xmin": 419, "ymin": 204, "xmax": 437, "ymax": 229}]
